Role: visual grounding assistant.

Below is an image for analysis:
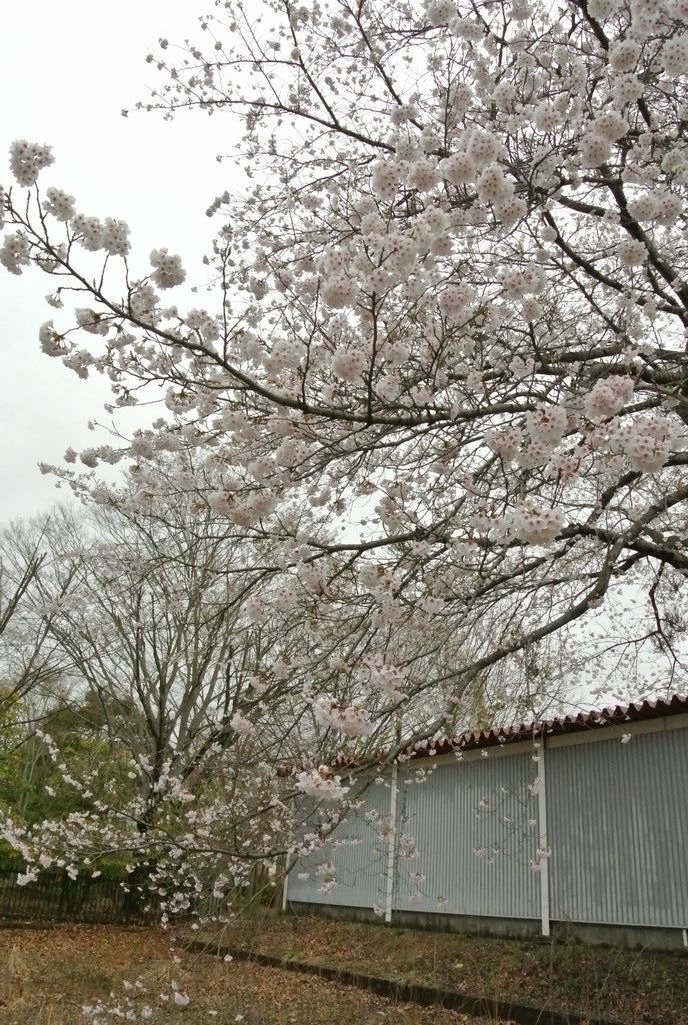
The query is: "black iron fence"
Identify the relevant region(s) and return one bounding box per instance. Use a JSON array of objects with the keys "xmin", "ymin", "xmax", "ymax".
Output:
[
  {"xmin": 0, "ymin": 868, "xmax": 155, "ymax": 924},
  {"xmin": 0, "ymin": 860, "xmax": 284, "ymax": 925}
]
